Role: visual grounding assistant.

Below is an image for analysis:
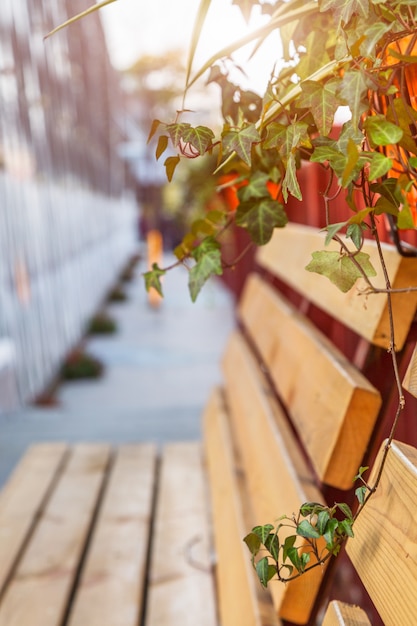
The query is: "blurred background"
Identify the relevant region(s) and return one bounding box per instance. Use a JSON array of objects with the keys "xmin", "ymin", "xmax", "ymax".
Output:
[
  {"xmin": 0, "ymin": 0, "xmax": 266, "ymax": 481},
  {"xmin": 0, "ymin": 0, "xmax": 282, "ymax": 415}
]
